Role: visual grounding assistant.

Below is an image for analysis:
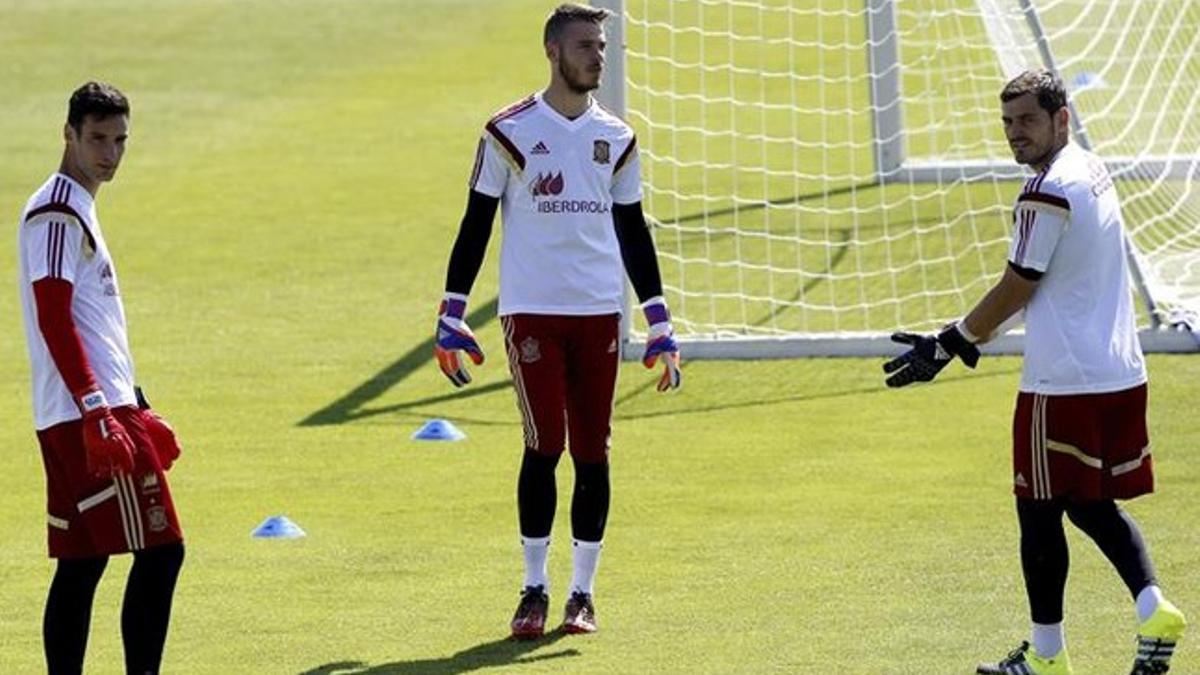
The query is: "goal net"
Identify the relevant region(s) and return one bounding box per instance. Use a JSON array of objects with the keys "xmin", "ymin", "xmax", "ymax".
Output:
[{"xmin": 597, "ymin": 0, "xmax": 1200, "ymax": 357}]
